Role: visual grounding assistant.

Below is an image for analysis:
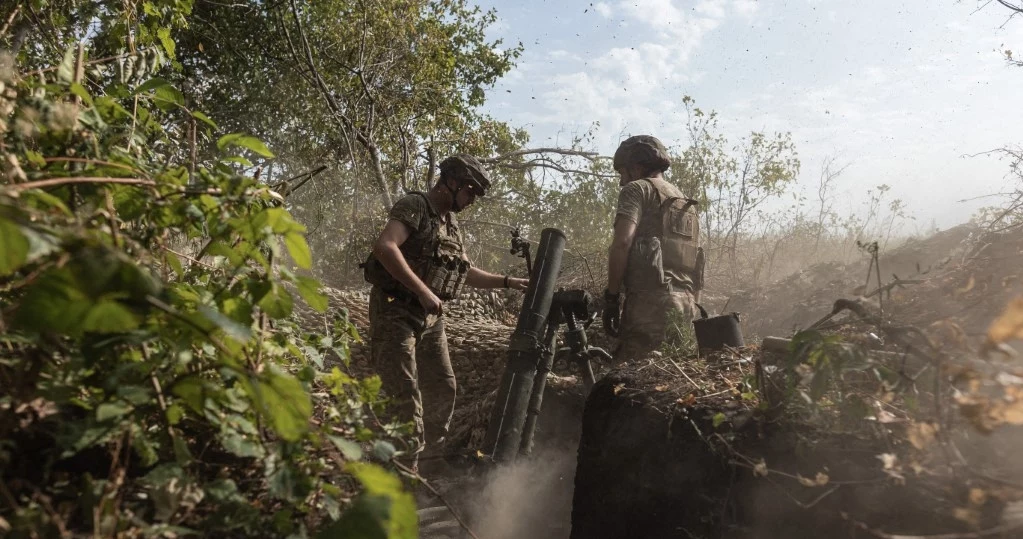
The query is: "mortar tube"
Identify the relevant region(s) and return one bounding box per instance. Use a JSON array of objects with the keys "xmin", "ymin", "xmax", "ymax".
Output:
[
  {"xmin": 519, "ymin": 317, "xmax": 560, "ymax": 457},
  {"xmin": 481, "ymin": 228, "xmax": 567, "ymax": 463}
]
